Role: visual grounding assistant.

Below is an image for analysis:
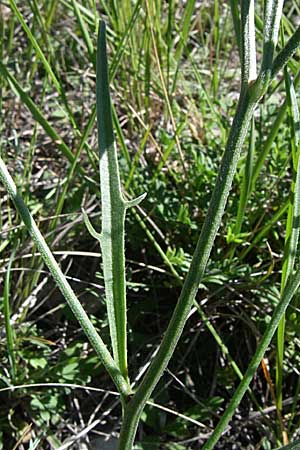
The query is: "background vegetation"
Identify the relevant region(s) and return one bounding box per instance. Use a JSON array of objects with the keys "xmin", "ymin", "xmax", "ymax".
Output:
[{"xmin": 0, "ymin": 1, "xmax": 300, "ymax": 449}]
